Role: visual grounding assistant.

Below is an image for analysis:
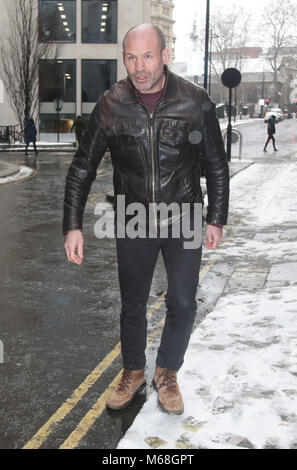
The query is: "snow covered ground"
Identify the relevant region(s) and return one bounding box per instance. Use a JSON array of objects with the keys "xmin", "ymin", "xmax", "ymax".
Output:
[{"xmin": 118, "ymin": 156, "xmax": 297, "ymax": 450}]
